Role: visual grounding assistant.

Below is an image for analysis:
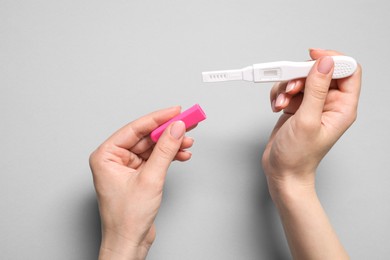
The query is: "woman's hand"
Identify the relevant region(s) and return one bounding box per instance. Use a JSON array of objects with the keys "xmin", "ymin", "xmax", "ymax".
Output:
[
  {"xmin": 261, "ymin": 49, "xmax": 361, "ymax": 260},
  {"xmin": 89, "ymin": 106, "xmax": 195, "ymax": 260},
  {"xmin": 262, "ymin": 49, "xmax": 362, "ymax": 194}
]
